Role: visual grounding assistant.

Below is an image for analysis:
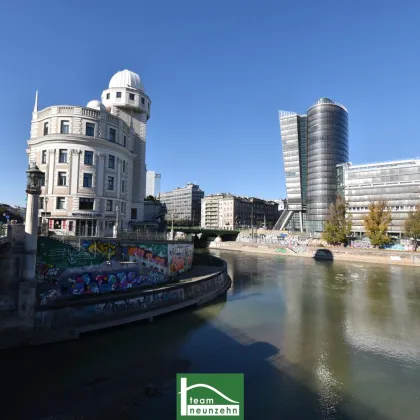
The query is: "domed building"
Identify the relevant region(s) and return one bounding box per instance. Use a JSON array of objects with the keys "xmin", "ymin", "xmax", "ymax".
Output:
[{"xmin": 27, "ymin": 69, "xmax": 151, "ymax": 236}]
